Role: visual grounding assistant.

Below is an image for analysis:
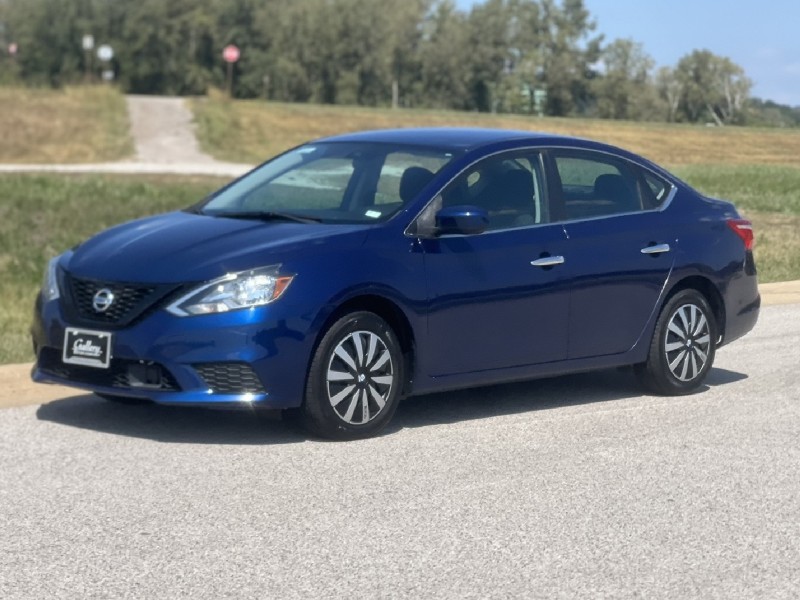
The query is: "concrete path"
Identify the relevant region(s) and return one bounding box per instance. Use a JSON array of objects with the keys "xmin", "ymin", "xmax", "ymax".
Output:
[
  {"xmin": 127, "ymin": 95, "xmax": 218, "ymax": 165},
  {"xmin": 0, "ymin": 95, "xmax": 253, "ymax": 177}
]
